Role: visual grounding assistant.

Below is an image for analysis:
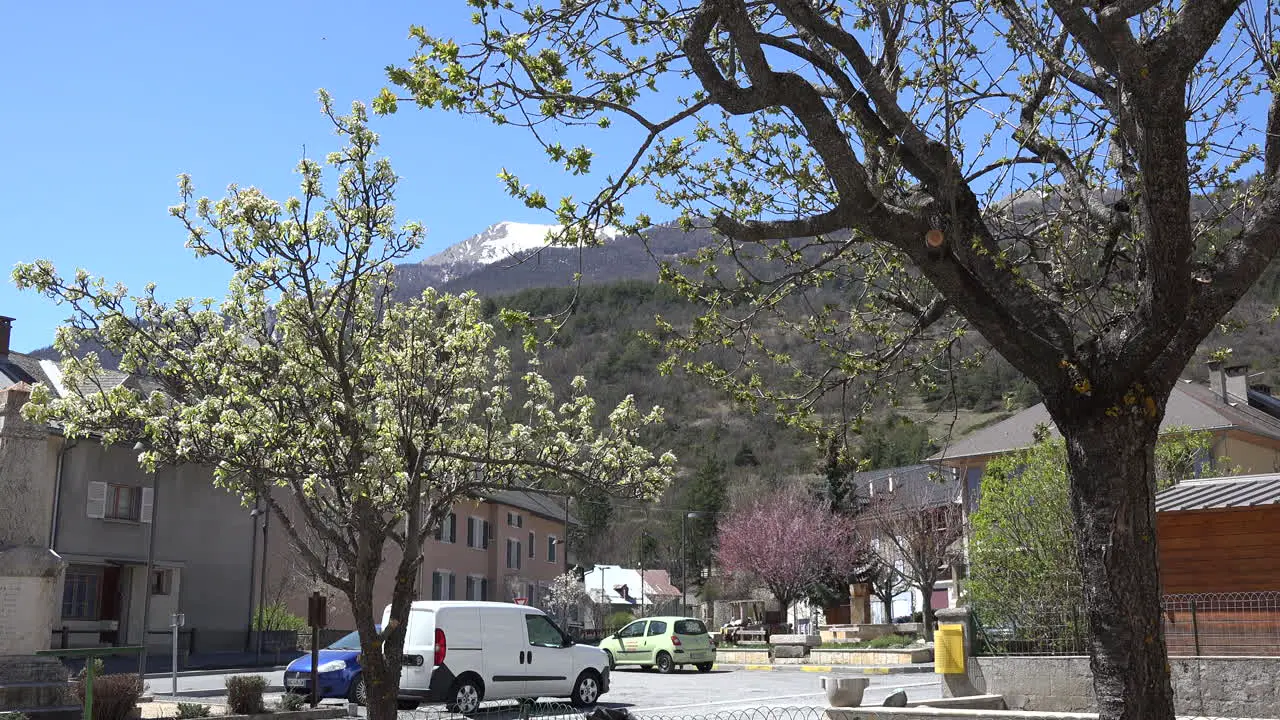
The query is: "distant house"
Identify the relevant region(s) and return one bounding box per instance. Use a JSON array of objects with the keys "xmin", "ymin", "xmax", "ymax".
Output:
[
  {"xmin": 1, "ymin": 316, "xmax": 255, "ymax": 652},
  {"xmin": 846, "ymin": 465, "xmax": 963, "ymax": 624},
  {"xmin": 267, "ymin": 489, "xmax": 578, "ymax": 631},
  {"xmin": 933, "ymin": 363, "xmax": 1280, "ymax": 514},
  {"xmin": 582, "ymin": 565, "xmax": 682, "ymax": 625}
]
